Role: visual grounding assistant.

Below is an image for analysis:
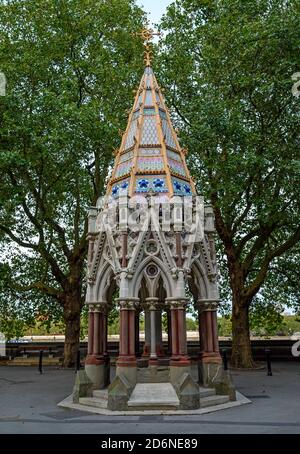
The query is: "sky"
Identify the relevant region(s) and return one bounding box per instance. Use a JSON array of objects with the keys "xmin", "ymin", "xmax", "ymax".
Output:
[{"xmin": 136, "ymin": 0, "xmax": 173, "ymax": 25}]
